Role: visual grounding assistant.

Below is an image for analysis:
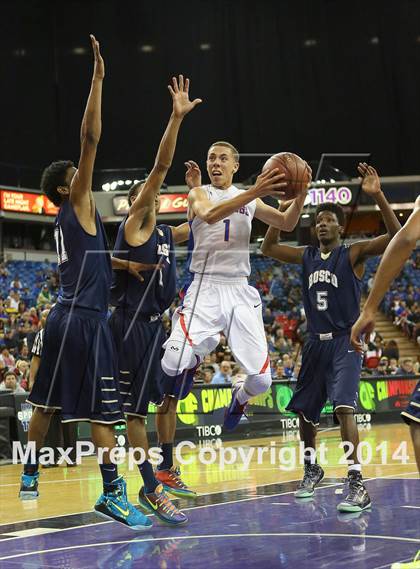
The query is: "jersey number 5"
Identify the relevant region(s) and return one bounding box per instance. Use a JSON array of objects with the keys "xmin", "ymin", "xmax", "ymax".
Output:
[{"xmin": 316, "ymin": 291, "xmax": 328, "ymax": 311}]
